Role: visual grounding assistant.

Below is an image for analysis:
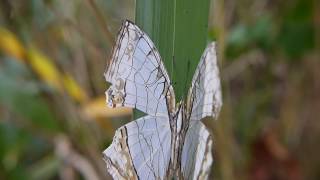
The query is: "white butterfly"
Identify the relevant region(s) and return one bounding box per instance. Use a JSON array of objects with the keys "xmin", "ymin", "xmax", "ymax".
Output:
[{"xmin": 103, "ymin": 20, "xmax": 222, "ymax": 180}]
